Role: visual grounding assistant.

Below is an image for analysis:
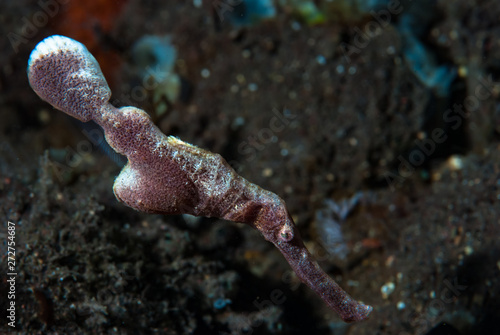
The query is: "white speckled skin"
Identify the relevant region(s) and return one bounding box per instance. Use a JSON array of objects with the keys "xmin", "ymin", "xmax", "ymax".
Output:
[
  {"xmin": 27, "ymin": 35, "xmax": 111, "ymax": 122},
  {"xmin": 27, "ymin": 35, "xmax": 372, "ymax": 323},
  {"xmin": 28, "ymin": 35, "xmax": 88, "ymax": 64}
]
